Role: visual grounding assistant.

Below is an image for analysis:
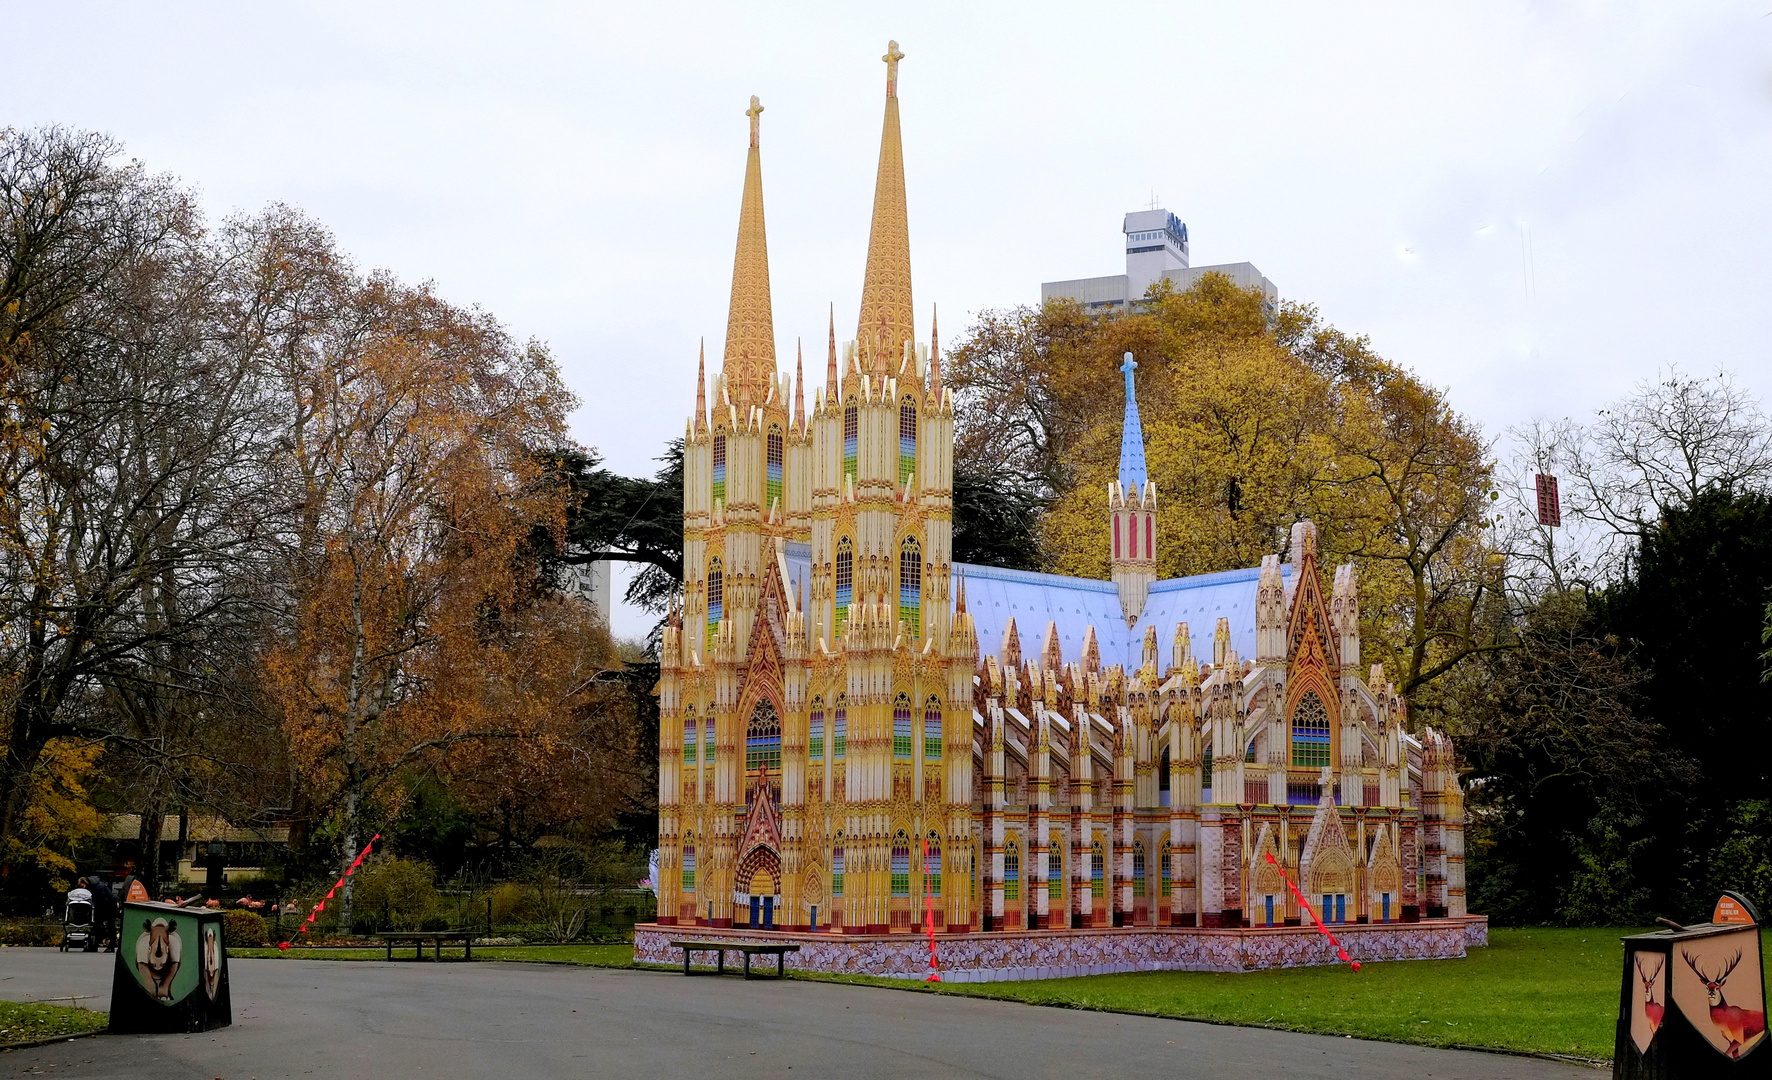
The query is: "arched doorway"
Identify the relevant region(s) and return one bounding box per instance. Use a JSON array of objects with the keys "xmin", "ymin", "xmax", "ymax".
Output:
[{"xmin": 735, "ymin": 845, "xmax": 782, "ymax": 930}]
